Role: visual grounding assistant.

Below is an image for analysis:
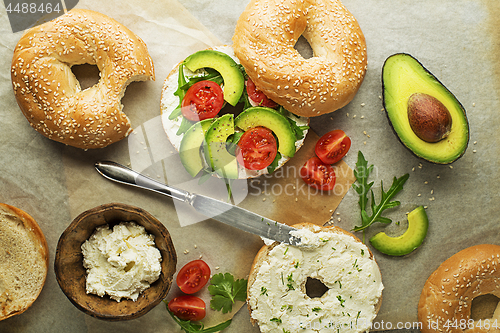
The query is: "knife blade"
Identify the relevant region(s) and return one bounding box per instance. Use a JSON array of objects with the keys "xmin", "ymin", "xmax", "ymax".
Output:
[{"xmin": 94, "ymin": 161, "xmax": 303, "ymax": 246}]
